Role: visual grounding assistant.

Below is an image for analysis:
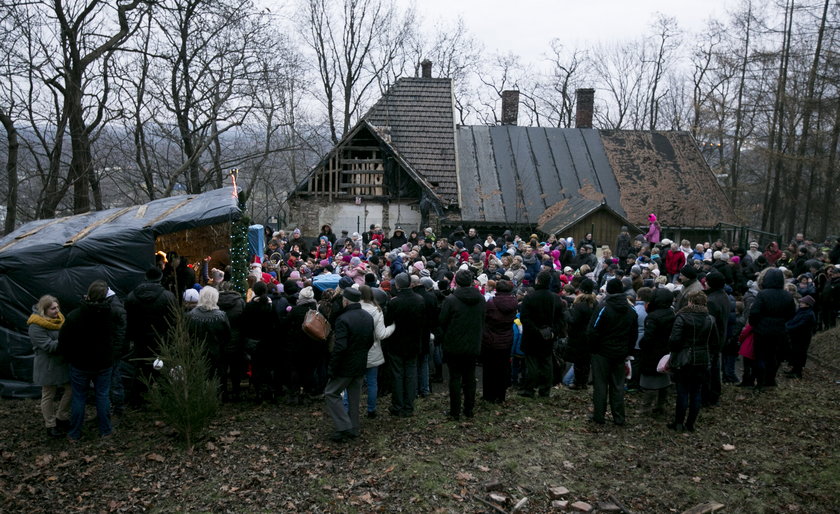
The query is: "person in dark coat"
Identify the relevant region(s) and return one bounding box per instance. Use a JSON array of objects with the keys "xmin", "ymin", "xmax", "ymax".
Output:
[
  {"xmin": 821, "ymin": 266, "xmax": 840, "ymax": 330},
  {"xmin": 668, "ymin": 291, "xmax": 718, "ymax": 432},
  {"xmin": 217, "ymin": 282, "xmax": 246, "ymax": 401},
  {"xmin": 413, "ymin": 276, "xmax": 439, "ymax": 398},
  {"xmin": 384, "ymin": 273, "xmax": 426, "ymax": 417},
  {"xmin": 124, "ymin": 267, "xmax": 177, "ymax": 406},
  {"xmin": 784, "ymin": 295, "xmax": 817, "ymax": 379},
  {"xmin": 186, "ymin": 286, "xmax": 231, "ymax": 387},
  {"xmin": 749, "ymin": 268, "xmax": 796, "ymax": 390},
  {"xmin": 59, "ymin": 280, "xmax": 115, "ymax": 441},
  {"xmin": 242, "ymin": 281, "xmax": 277, "ymax": 402},
  {"xmin": 615, "ymin": 226, "xmax": 632, "ymax": 260},
  {"xmin": 286, "ymin": 284, "xmax": 320, "ymax": 401},
  {"xmin": 481, "ymin": 279, "xmax": 517, "ymax": 403},
  {"xmin": 586, "ymin": 279, "xmax": 637, "ymax": 425},
  {"xmin": 519, "ymin": 270, "xmax": 567, "ymax": 398},
  {"xmin": 389, "ymin": 227, "xmax": 408, "ymax": 250},
  {"xmin": 438, "ymin": 270, "xmax": 486, "ymax": 419},
  {"xmin": 637, "ymin": 288, "xmax": 675, "ymax": 416},
  {"xmin": 324, "ymin": 287, "xmax": 374, "ymax": 442},
  {"xmin": 567, "ymin": 279, "xmax": 597, "ymax": 390},
  {"xmin": 105, "ymin": 286, "xmax": 128, "ymax": 416},
  {"xmin": 703, "ymin": 271, "xmax": 729, "ymax": 407}
]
